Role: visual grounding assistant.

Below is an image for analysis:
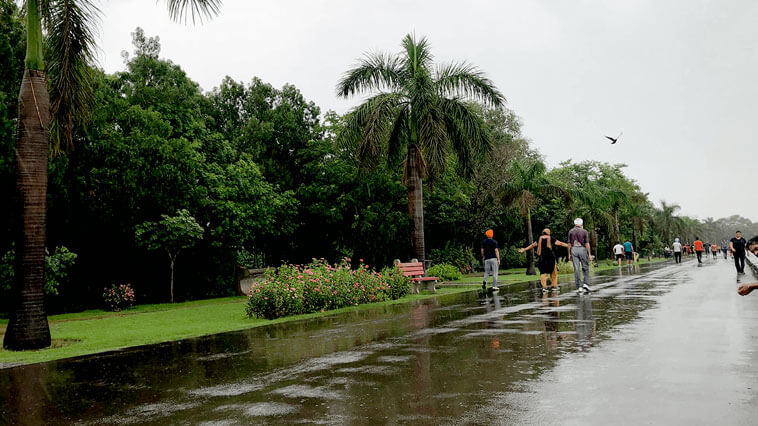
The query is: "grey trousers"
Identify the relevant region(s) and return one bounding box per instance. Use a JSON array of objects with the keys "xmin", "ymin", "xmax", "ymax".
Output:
[
  {"xmin": 571, "ymin": 247, "xmax": 590, "ymax": 289},
  {"xmin": 483, "ymin": 258, "xmax": 499, "ymax": 286}
]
